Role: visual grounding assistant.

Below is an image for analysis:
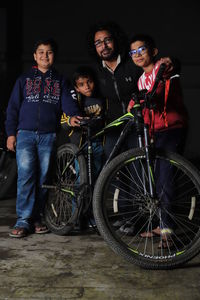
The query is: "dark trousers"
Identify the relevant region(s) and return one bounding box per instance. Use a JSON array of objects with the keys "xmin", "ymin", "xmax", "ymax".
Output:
[{"xmin": 154, "ymin": 128, "xmax": 186, "ymax": 229}]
